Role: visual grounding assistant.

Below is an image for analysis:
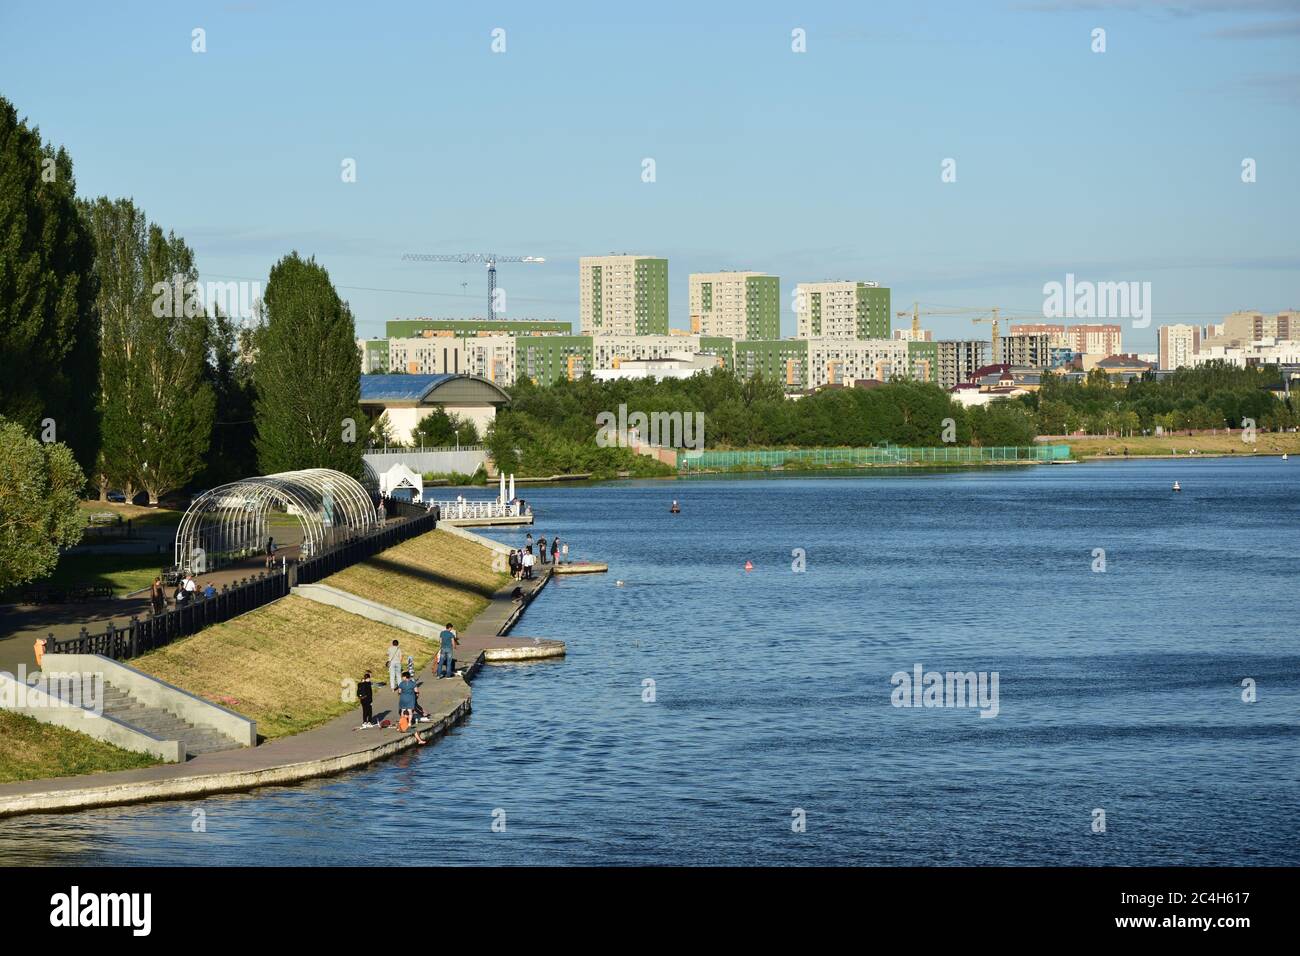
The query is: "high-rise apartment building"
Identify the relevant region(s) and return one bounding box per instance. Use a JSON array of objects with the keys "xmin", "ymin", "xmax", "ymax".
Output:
[
  {"xmin": 806, "ymin": 339, "xmax": 907, "ymax": 388},
  {"xmin": 1158, "ymin": 324, "xmax": 1201, "ymax": 371},
  {"xmin": 1205, "ymin": 310, "xmax": 1299, "ymax": 347},
  {"xmin": 1067, "ymin": 324, "xmax": 1122, "ymax": 356},
  {"xmin": 795, "ymin": 282, "xmax": 890, "ymax": 340},
  {"xmin": 688, "ymin": 272, "xmax": 780, "ymax": 340},
  {"xmin": 935, "ymin": 340, "xmax": 992, "ymax": 389},
  {"xmin": 1000, "ymin": 333, "xmax": 1056, "ymax": 369},
  {"xmin": 1008, "ymin": 323, "xmax": 1068, "ymax": 347},
  {"xmin": 579, "ymin": 255, "xmax": 669, "ymax": 335}
]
